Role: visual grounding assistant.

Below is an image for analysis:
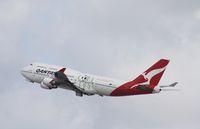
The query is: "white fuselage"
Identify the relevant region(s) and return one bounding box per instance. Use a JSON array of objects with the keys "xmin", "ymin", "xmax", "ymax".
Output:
[
  {"xmin": 21, "ymin": 63, "xmax": 124, "ymax": 96},
  {"xmin": 21, "ymin": 59, "xmax": 173, "ymax": 97}
]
